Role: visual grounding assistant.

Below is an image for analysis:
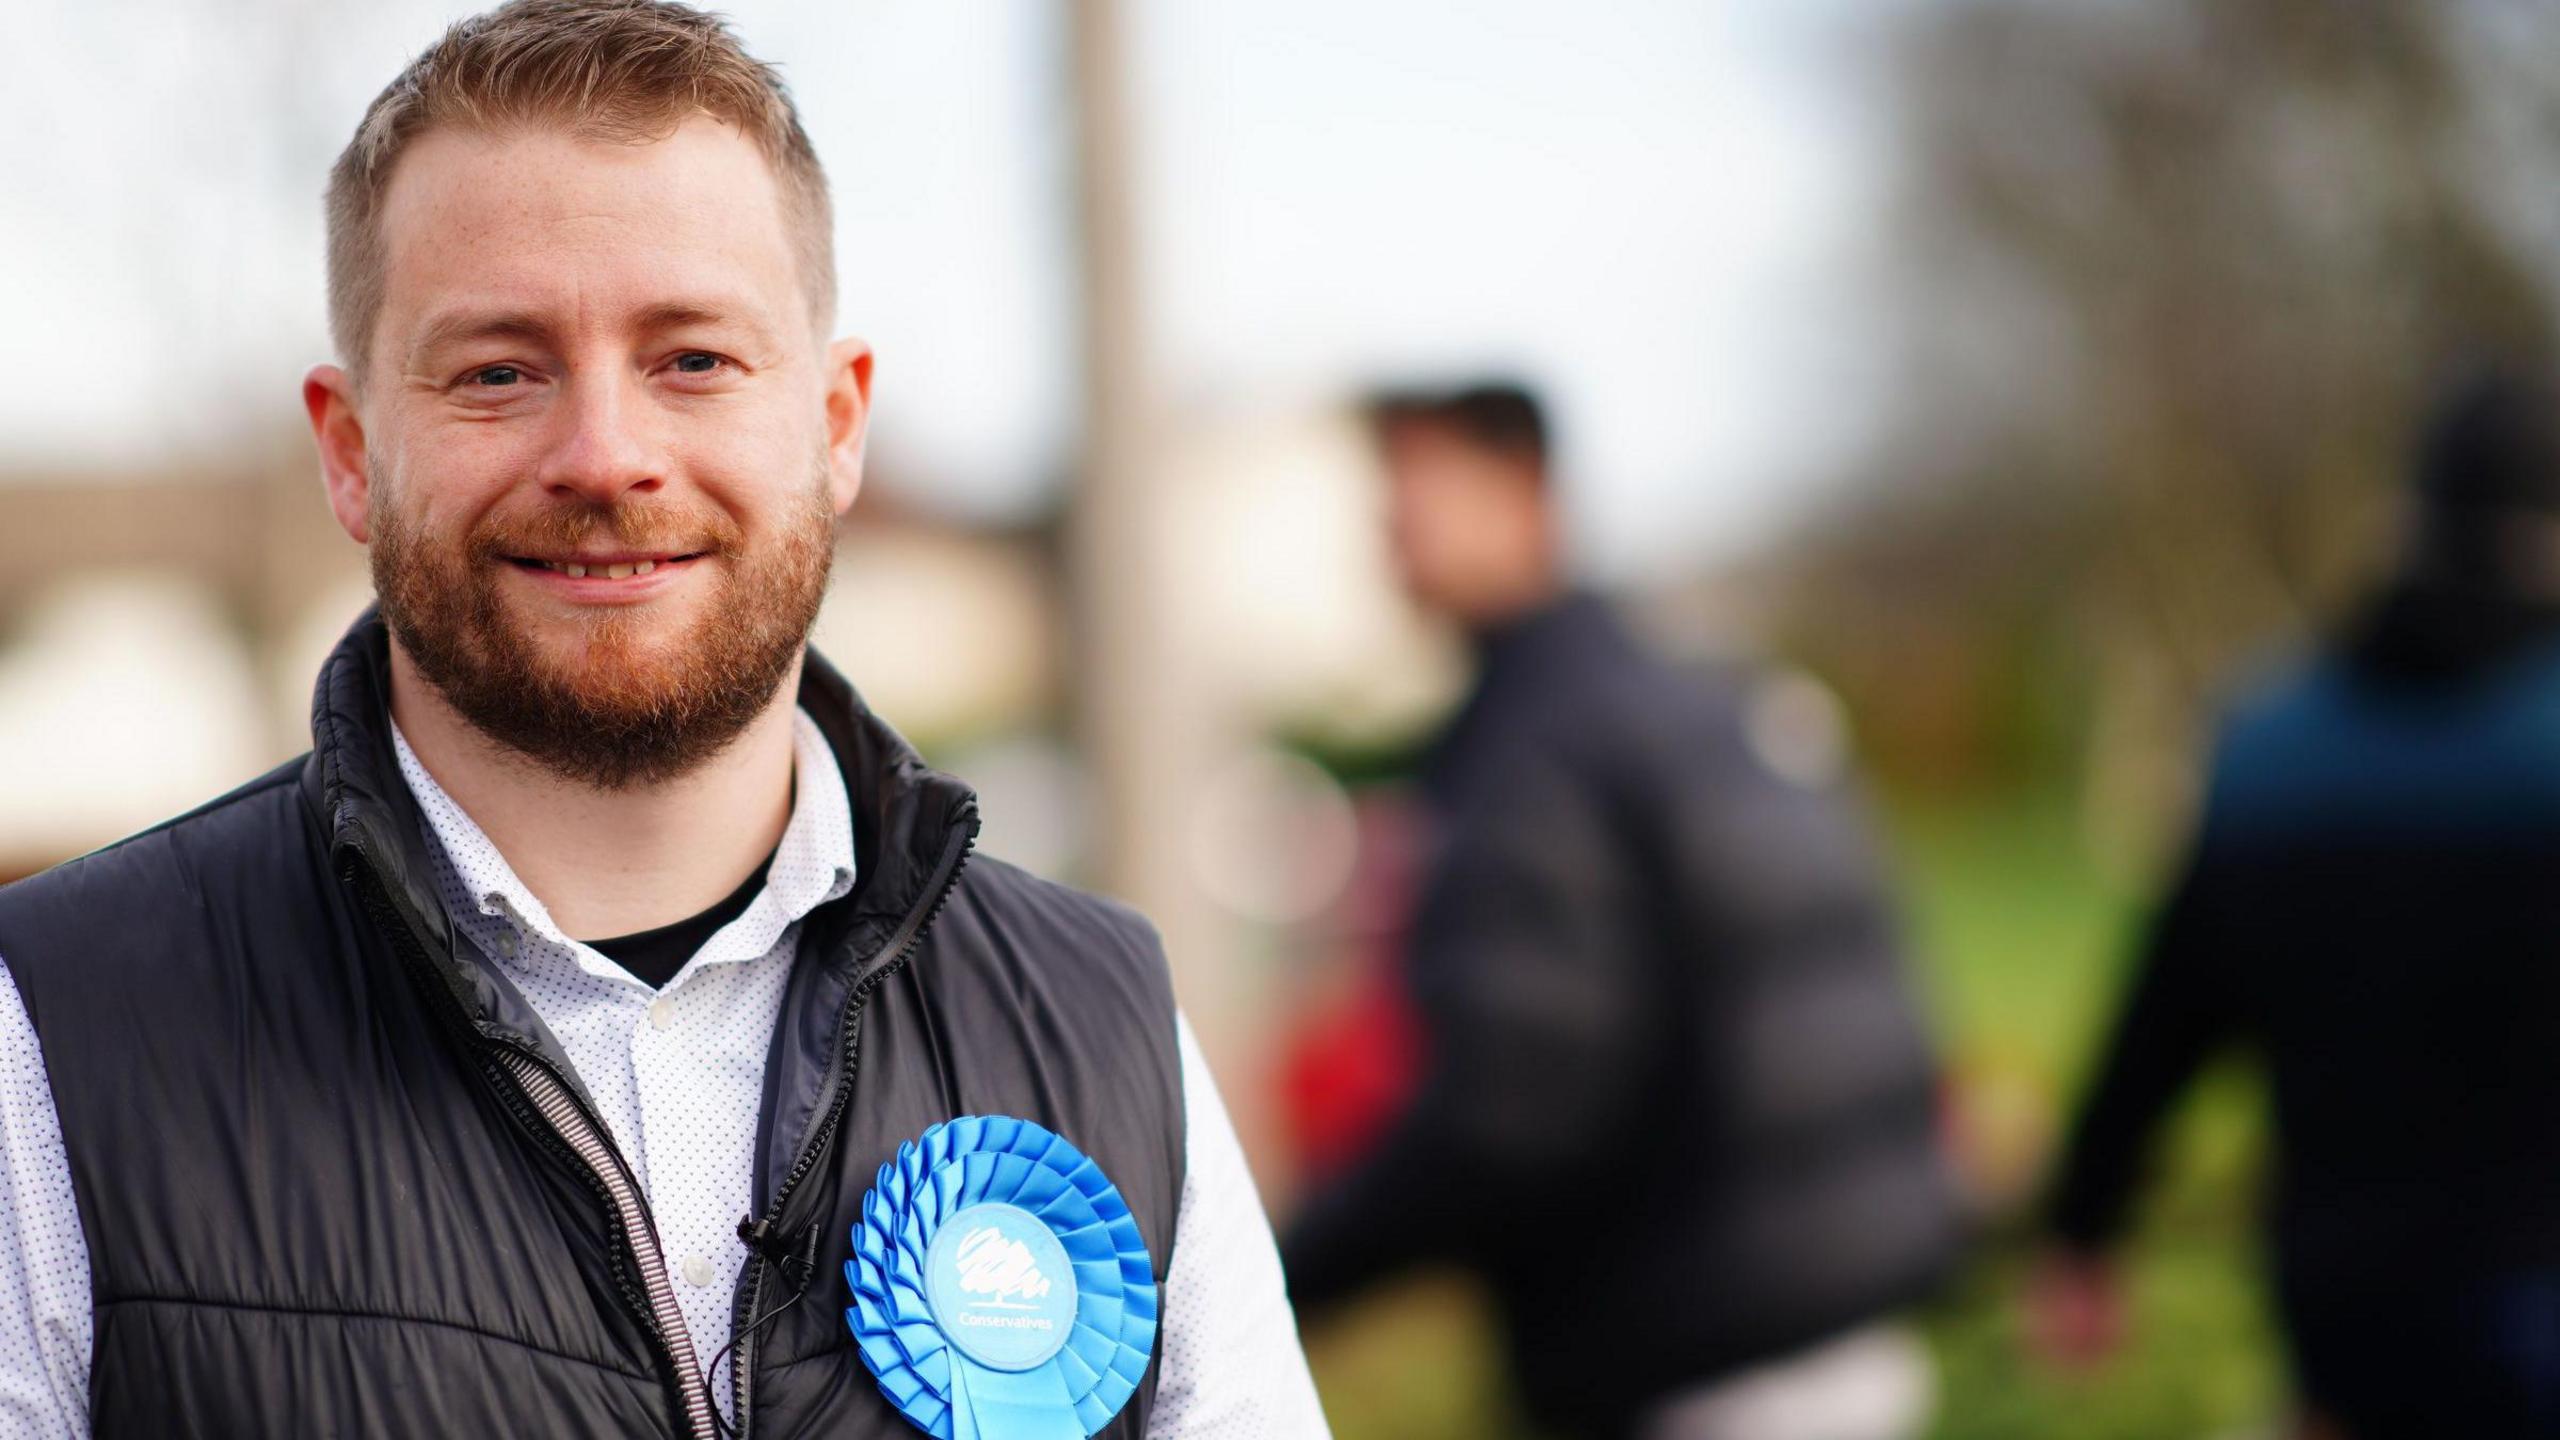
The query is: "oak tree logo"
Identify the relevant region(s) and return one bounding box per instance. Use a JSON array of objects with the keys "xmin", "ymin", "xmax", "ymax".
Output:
[{"xmin": 953, "ymin": 1224, "xmax": 1054, "ymax": 1310}]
